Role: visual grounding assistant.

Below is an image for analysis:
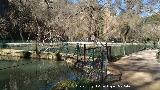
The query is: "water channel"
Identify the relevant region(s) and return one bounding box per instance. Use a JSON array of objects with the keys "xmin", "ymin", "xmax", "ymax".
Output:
[{"xmin": 0, "ymin": 56, "xmax": 77, "ymax": 90}]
